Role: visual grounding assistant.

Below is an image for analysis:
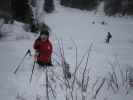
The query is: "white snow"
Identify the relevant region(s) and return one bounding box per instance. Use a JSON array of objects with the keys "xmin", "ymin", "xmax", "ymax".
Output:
[{"xmin": 0, "ymin": 1, "xmax": 133, "ymax": 100}]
